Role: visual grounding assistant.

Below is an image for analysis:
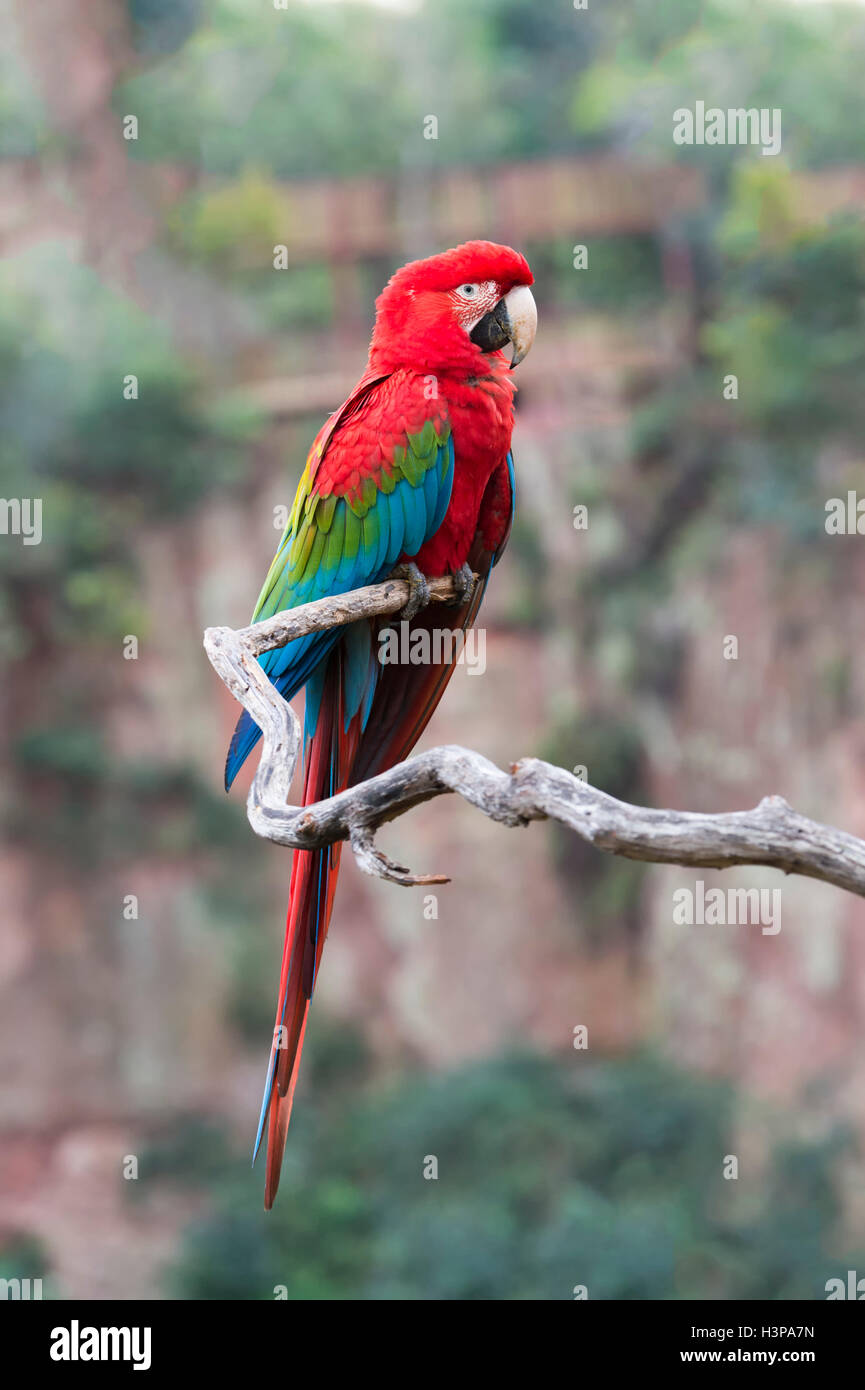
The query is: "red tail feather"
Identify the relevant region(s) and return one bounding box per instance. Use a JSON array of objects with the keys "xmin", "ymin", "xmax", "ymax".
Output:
[{"xmin": 262, "ymin": 658, "xmax": 353, "ymax": 1208}]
